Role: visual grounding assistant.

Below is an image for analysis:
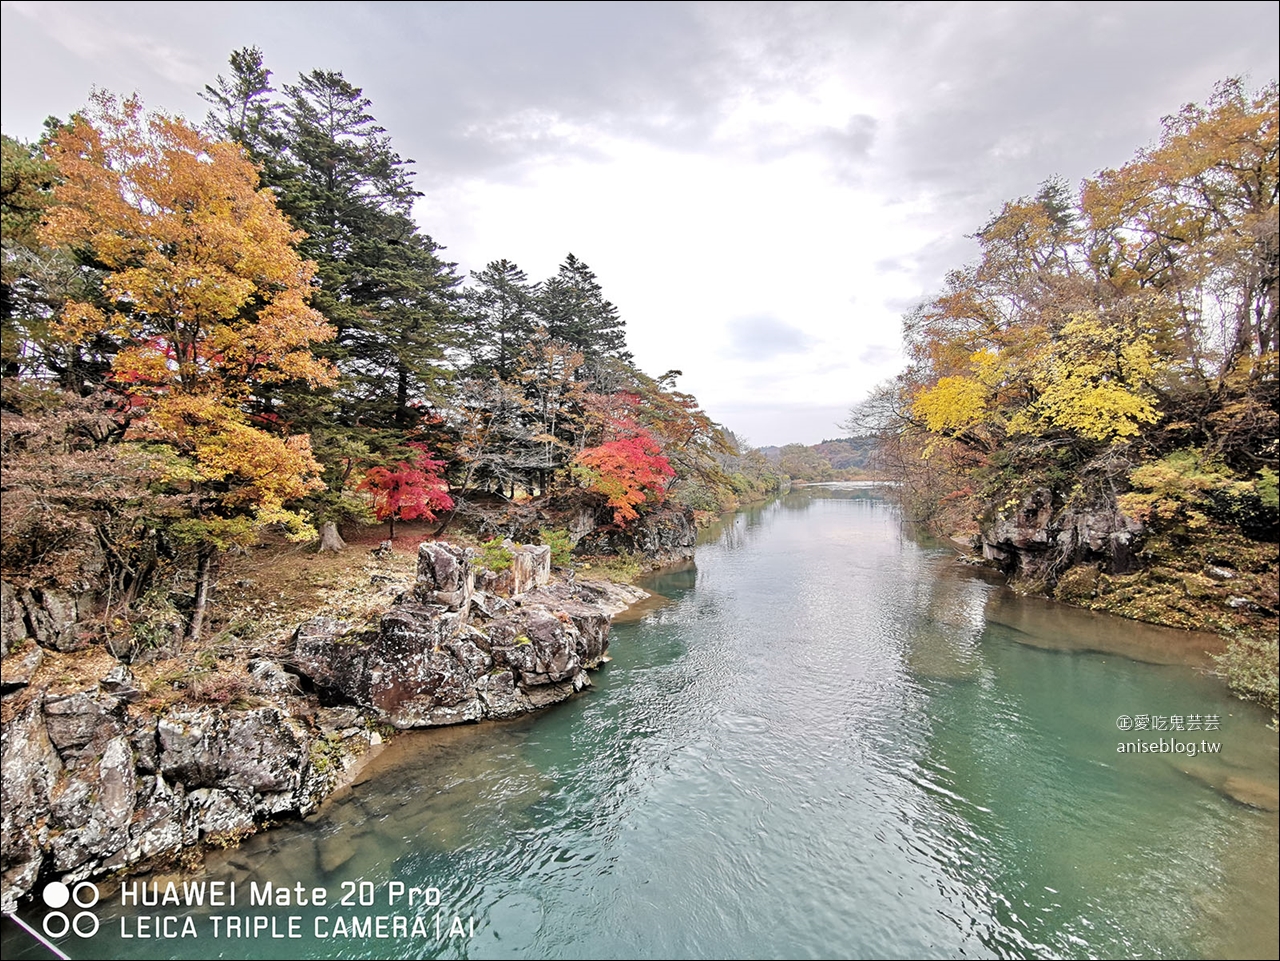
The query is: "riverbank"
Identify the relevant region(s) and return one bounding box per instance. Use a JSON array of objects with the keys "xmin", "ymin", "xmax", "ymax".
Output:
[
  {"xmin": 893, "ymin": 479, "xmax": 1280, "ymax": 713},
  {"xmin": 0, "ymin": 540, "xmax": 654, "ymax": 913}
]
